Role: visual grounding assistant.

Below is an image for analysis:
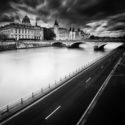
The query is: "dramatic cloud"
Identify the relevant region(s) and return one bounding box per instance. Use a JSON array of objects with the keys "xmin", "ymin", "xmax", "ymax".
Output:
[{"xmin": 0, "ymin": 0, "xmax": 125, "ymax": 37}]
